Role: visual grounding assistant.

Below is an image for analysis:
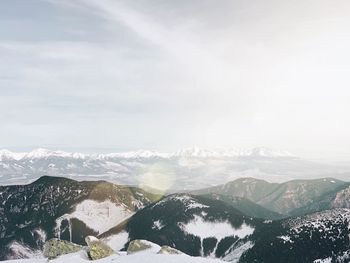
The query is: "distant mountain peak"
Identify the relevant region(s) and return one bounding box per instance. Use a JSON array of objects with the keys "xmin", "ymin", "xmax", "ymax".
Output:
[
  {"xmin": 0, "ymin": 147, "xmax": 295, "ymax": 160},
  {"xmin": 173, "ymin": 146, "xmax": 295, "ymax": 158},
  {"xmin": 32, "ymin": 175, "xmax": 75, "ymax": 184},
  {"xmin": 248, "ymin": 147, "xmax": 294, "ymax": 157}
]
